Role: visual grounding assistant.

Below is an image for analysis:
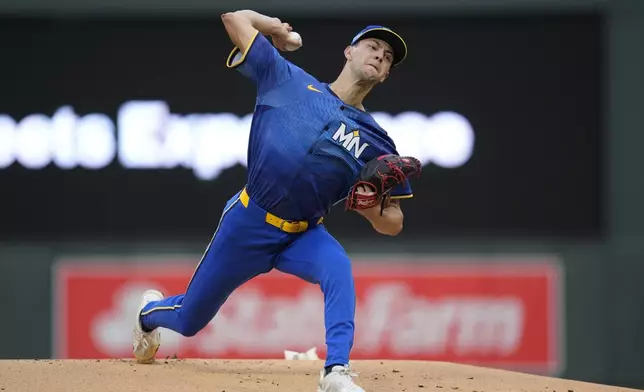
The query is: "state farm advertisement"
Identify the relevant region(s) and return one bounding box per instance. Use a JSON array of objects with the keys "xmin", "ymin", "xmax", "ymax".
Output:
[{"xmin": 52, "ymin": 257, "xmax": 563, "ymax": 374}]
